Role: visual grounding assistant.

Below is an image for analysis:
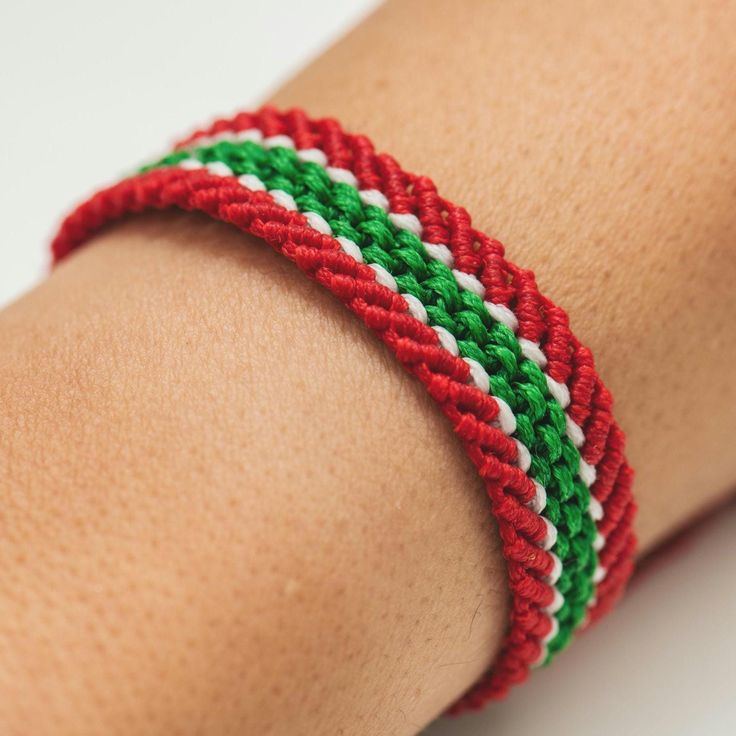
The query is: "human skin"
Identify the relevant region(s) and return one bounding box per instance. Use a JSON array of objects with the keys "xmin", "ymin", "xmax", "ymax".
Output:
[{"xmin": 0, "ymin": 0, "xmax": 735, "ymax": 734}]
